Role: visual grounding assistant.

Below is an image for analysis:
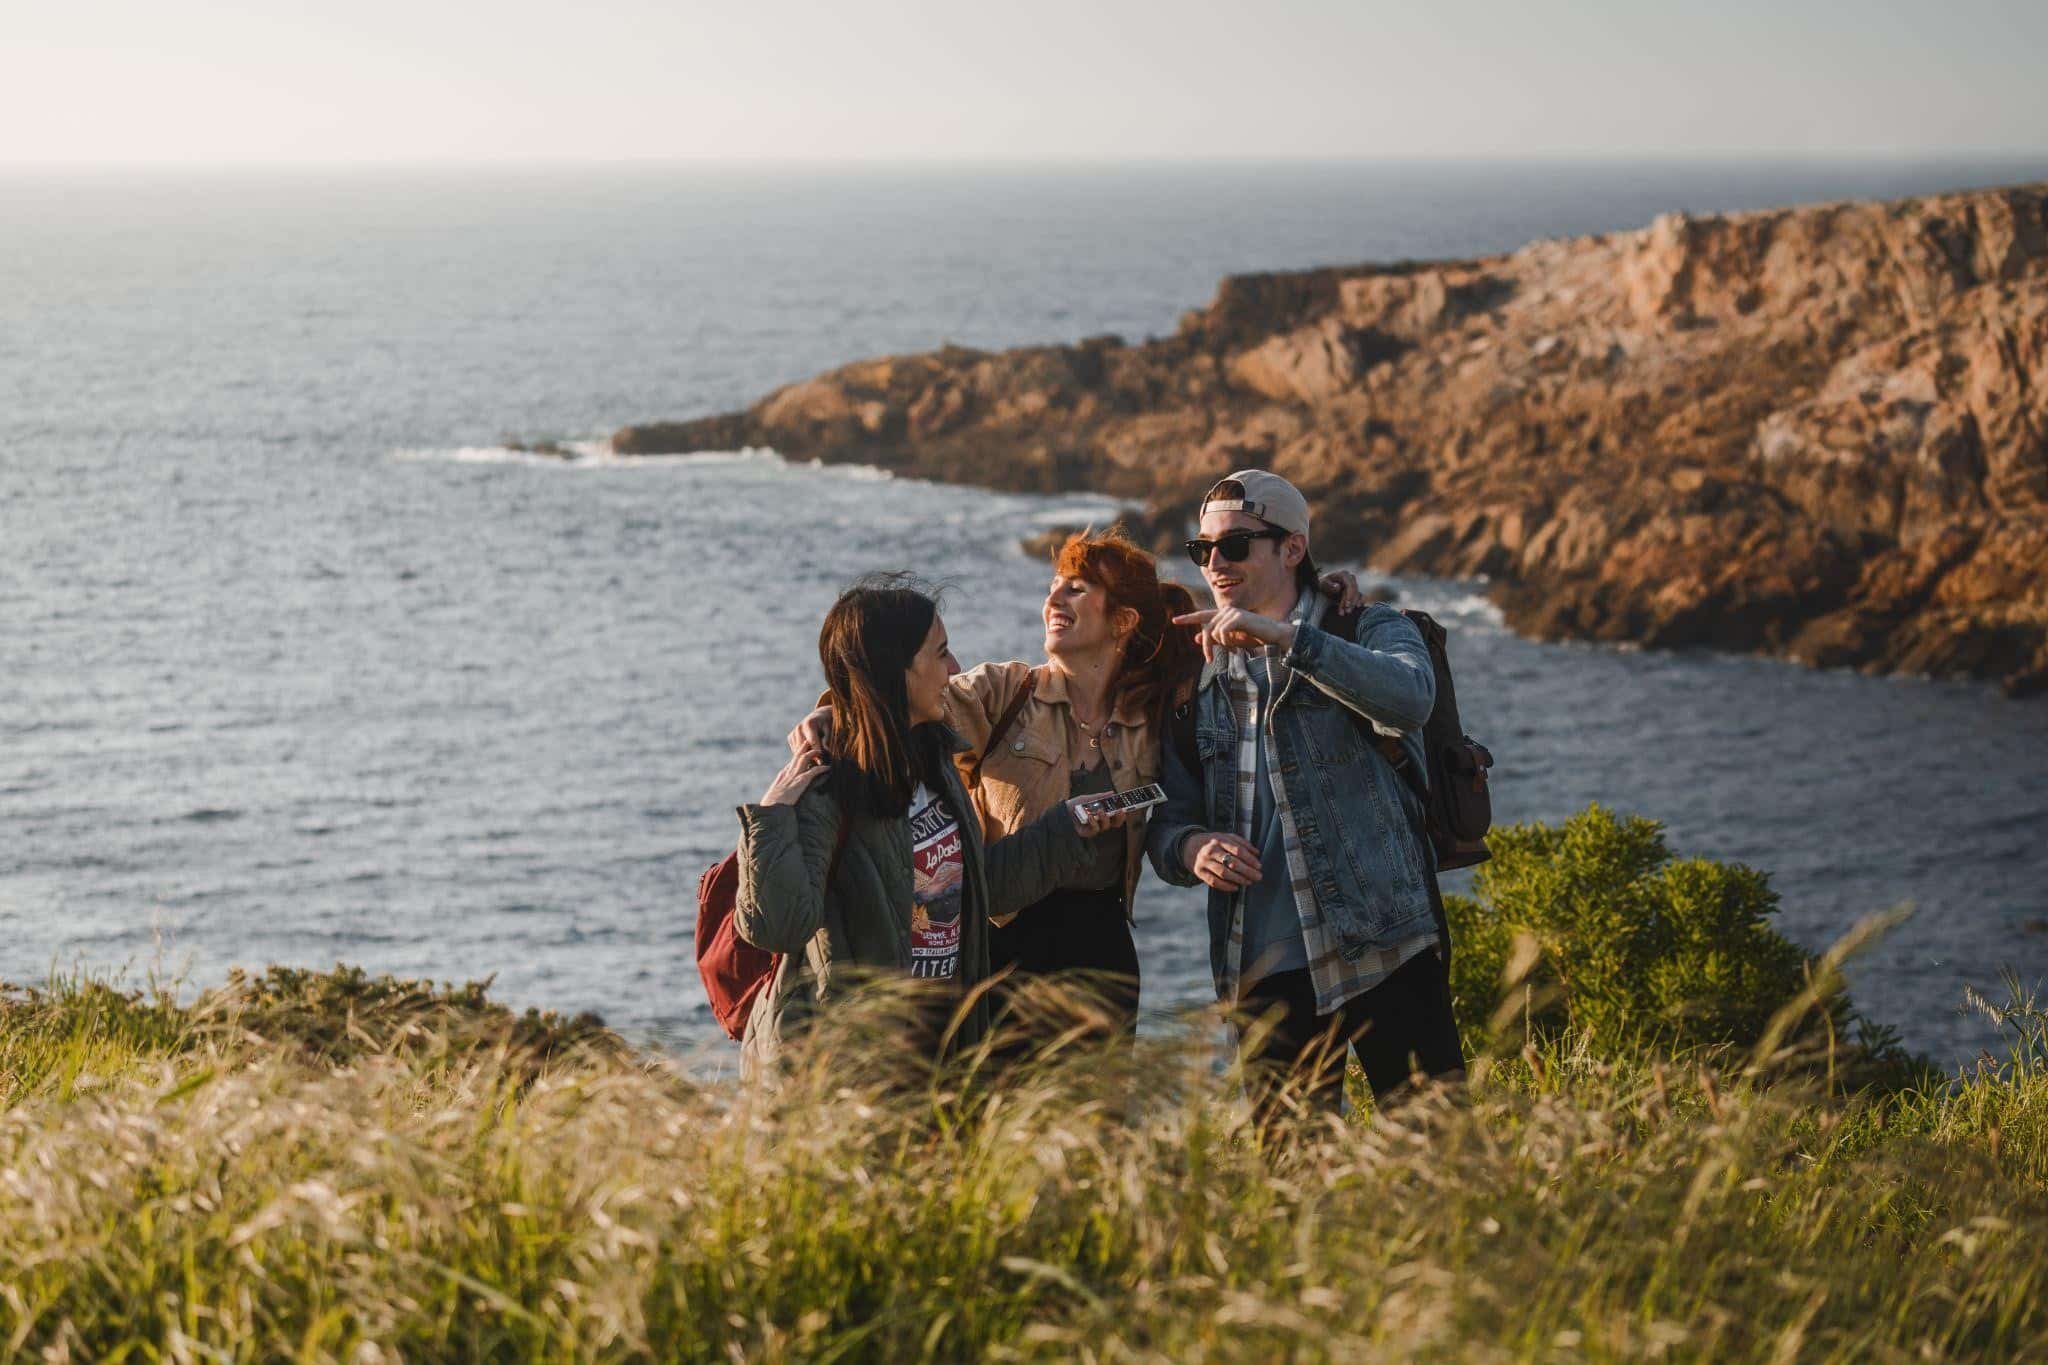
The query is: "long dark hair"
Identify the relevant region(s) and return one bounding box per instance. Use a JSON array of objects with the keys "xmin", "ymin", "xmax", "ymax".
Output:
[
  {"xmin": 818, "ymin": 573, "xmax": 949, "ymax": 818},
  {"xmin": 1052, "ymin": 527, "xmax": 1205, "ymax": 733}
]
